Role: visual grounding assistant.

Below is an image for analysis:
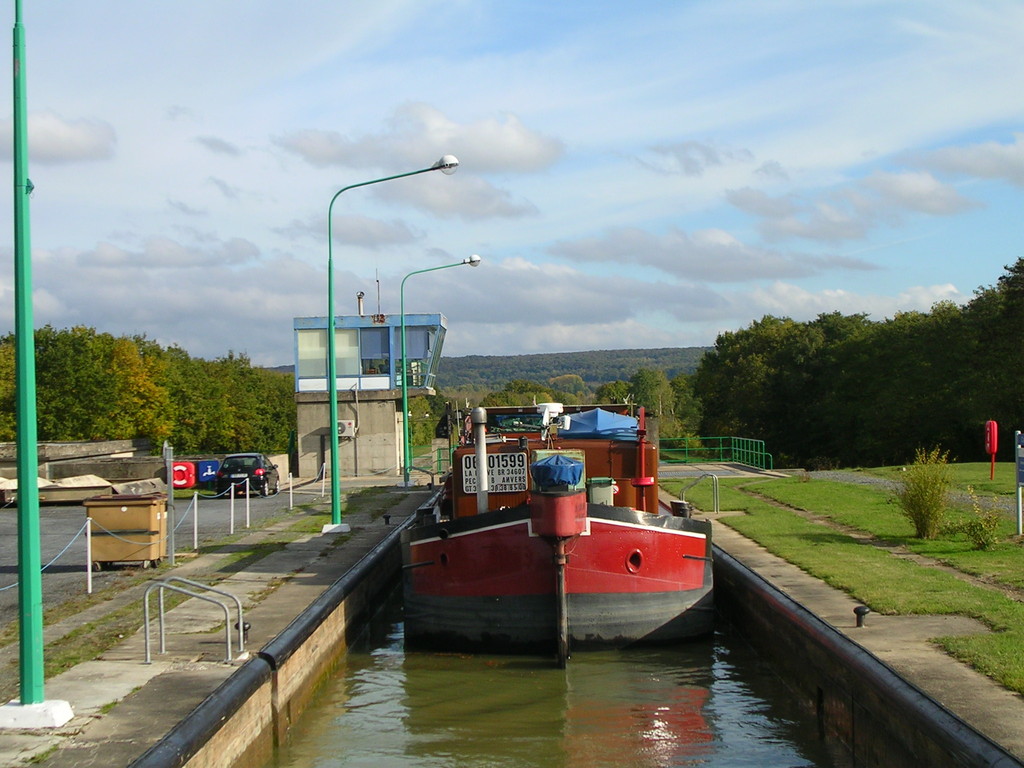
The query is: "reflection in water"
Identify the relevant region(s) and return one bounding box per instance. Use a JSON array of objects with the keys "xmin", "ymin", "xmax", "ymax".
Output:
[{"xmin": 270, "ymin": 596, "xmax": 844, "ymax": 768}]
